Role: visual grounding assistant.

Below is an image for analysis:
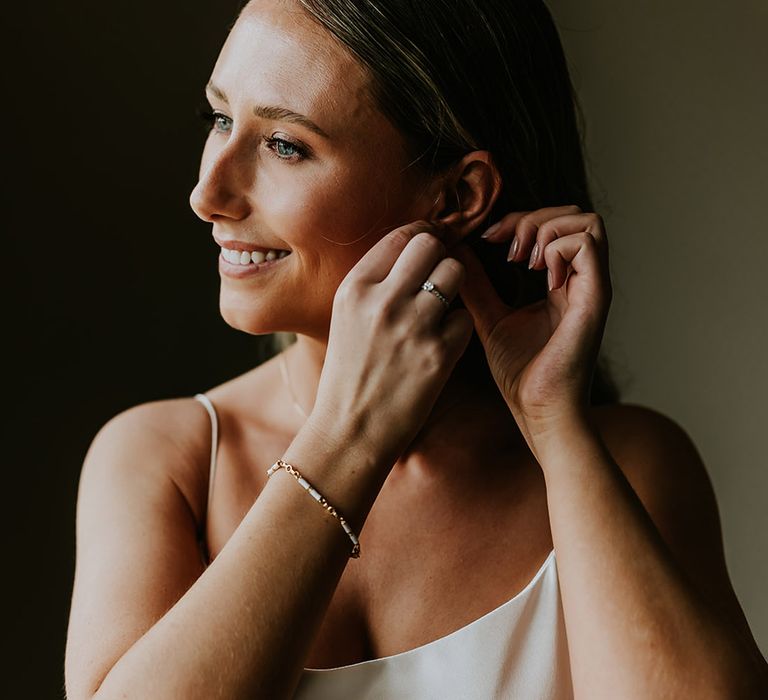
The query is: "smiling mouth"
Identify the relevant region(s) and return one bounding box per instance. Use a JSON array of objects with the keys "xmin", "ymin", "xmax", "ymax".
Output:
[
  {"xmin": 219, "ymin": 247, "xmax": 292, "ymax": 266},
  {"xmin": 218, "ymin": 247, "xmax": 293, "ymax": 277}
]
